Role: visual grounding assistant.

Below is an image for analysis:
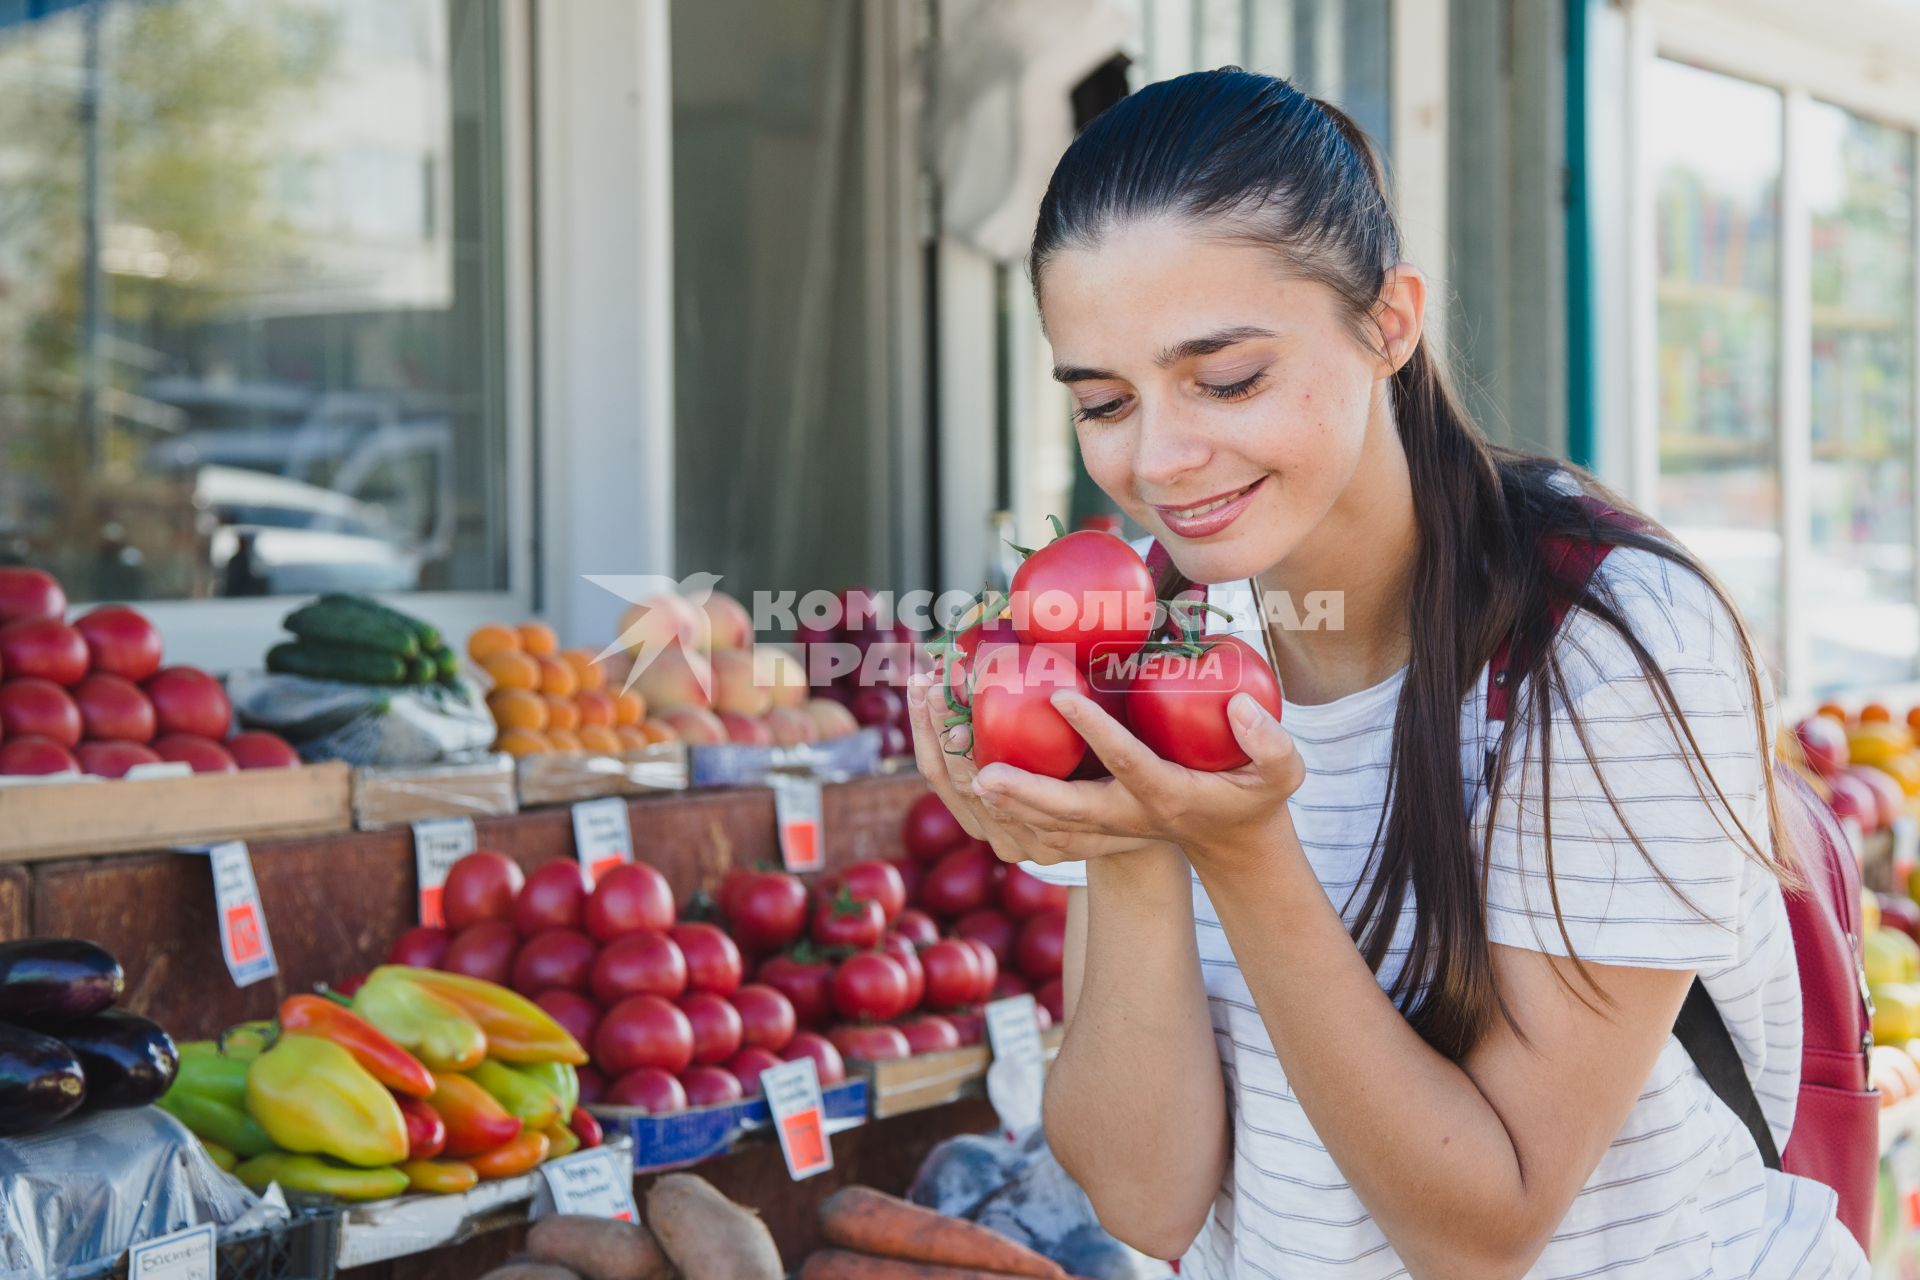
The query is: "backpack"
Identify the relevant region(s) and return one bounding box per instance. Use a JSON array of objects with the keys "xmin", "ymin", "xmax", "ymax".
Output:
[
  {"xmin": 1488, "ymin": 524, "xmax": 1877, "ymax": 1251},
  {"xmin": 1145, "ymin": 522, "xmax": 1878, "ymax": 1249}
]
